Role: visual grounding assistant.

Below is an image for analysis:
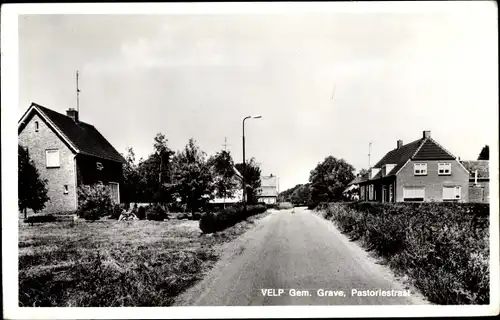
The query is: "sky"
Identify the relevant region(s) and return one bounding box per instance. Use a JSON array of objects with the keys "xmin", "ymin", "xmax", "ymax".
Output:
[{"xmin": 17, "ymin": 3, "xmax": 498, "ymax": 192}]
